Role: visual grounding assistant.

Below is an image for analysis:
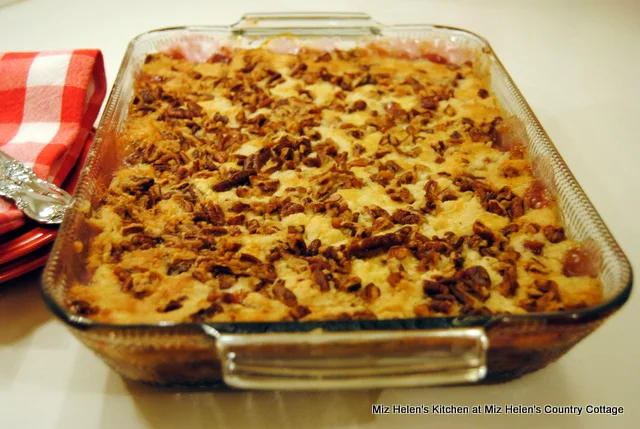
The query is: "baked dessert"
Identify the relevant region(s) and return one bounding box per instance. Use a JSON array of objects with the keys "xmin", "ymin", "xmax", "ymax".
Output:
[{"xmin": 67, "ymin": 44, "xmax": 602, "ymax": 323}]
